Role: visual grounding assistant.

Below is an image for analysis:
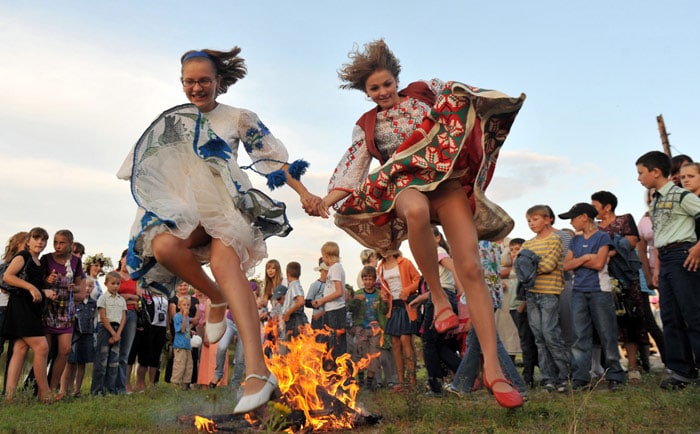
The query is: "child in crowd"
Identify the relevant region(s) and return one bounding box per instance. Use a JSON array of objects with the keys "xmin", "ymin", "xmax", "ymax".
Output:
[
  {"xmin": 260, "ymin": 259, "xmax": 283, "ymax": 315},
  {"xmin": 448, "ymin": 241, "xmax": 527, "ymax": 398},
  {"xmin": 281, "ymin": 261, "xmax": 307, "ymax": 340},
  {"xmin": 41, "ymin": 229, "xmax": 86, "ymax": 393},
  {"xmin": 681, "ymin": 162, "xmax": 700, "ymax": 198},
  {"xmin": 636, "ymin": 151, "xmax": 700, "ymax": 390},
  {"xmin": 260, "ymin": 259, "xmax": 284, "ymax": 357},
  {"xmin": 305, "ymin": 258, "xmax": 327, "ymax": 330},
  {"xmin": 269, "ymin": 285, "xmax": 287, "ymax": 354},
  {"xmin": 348, "ymin": 265, "xmax": 383, "ymax": 389},
  {"xmin": 410, "ymin": 226, "xmax": 462, "ymax": 396},
  {"xmin": 373, "ymin": 282, "xmax": 398, "ymax": 389},
  {"xmin": 681, "ymin": 162, "xmax": 700, "ymax": 240},
  {"xmin": 171, "ymin": 296, "xmax": 193, "ymax": 390},
  {"xmin": 522, "ymin": 205, "xmax": 570, "ymax": 392},
  {"xmin": 91, "ymin": 271, "xmax": 126, "ymax": 396},
  {"xmin": 559, "ymin": 202, "xmax": 625, "ymax": 391},
  {"xmin": 62, "ymin": 276, "xmax": 98, "ymax": 397},
  {"xmin": 2, "ymin": 227, "xmax": 57, "ymax": 403},
  {"xmin": 311, "ymin": 242, "xmax": 347, "ymax": 362},
  {"xmin": 356, "ymin": 249, "xmax": 377, "ymax": 289},
  {"xmin": 0, "ymin": 231, "xmax": 28, "ymax": 395},
  {"xmin": 377, "ymin": 250, "xmax": 421, "ymax": 391},
  {"xmin": 507, "ymin": 238, "xmax": 538, "ymax": 387}
]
